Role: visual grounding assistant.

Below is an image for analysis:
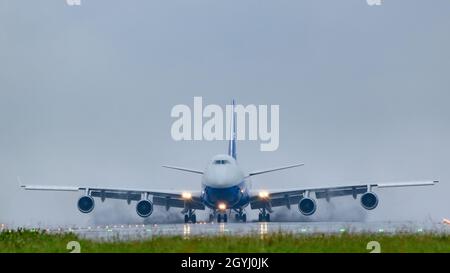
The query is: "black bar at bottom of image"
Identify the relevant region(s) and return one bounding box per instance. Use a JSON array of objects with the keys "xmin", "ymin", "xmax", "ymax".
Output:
[{"xmin": 0, "ymin": 253, "xmax": 448, "ymax": 272}]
